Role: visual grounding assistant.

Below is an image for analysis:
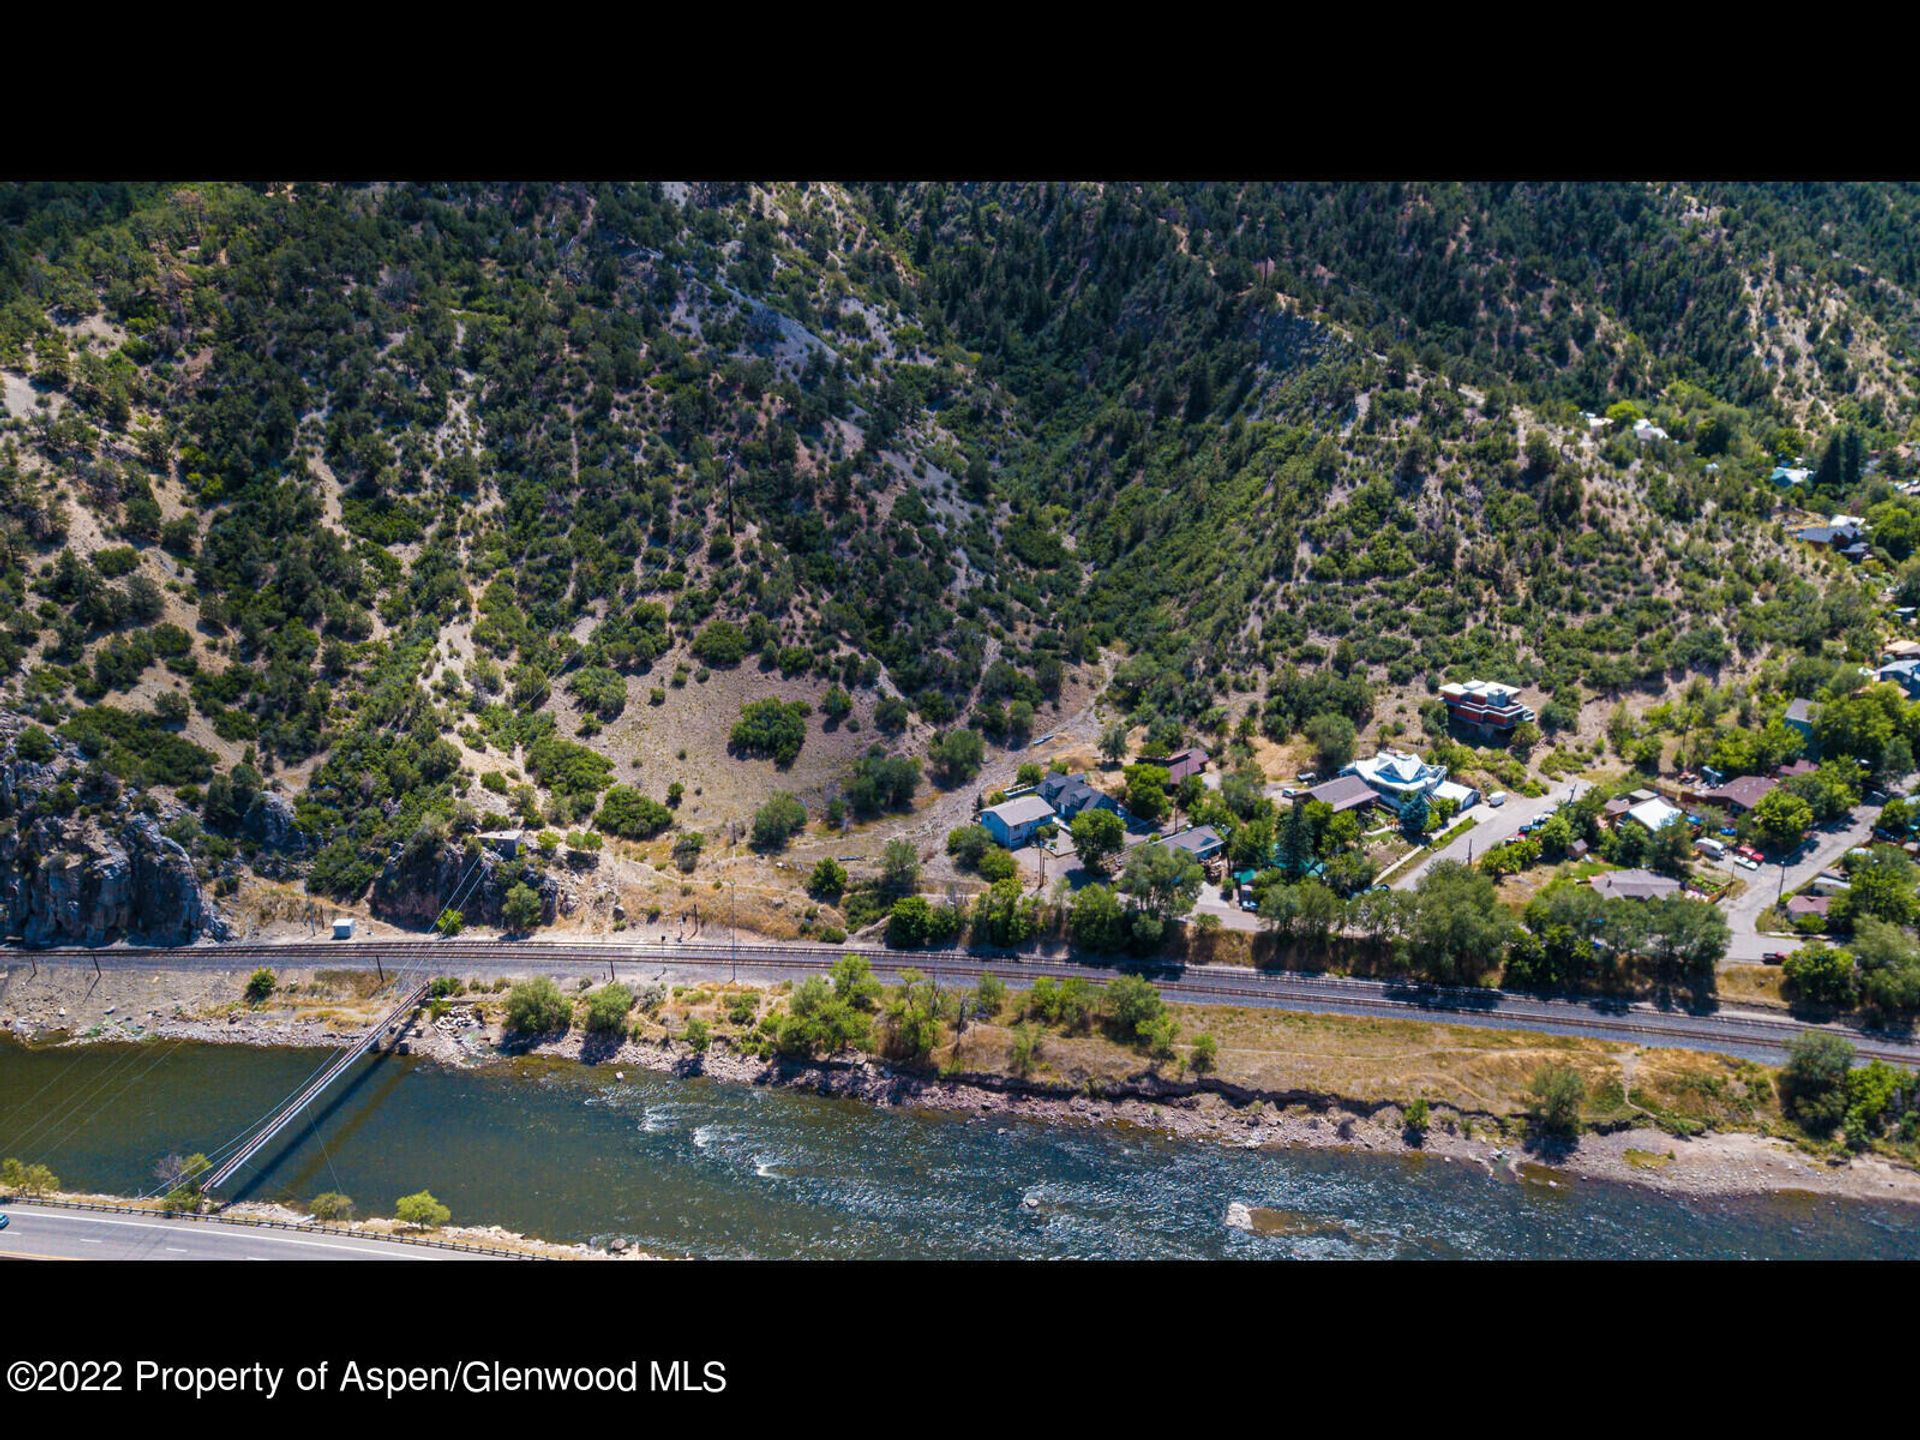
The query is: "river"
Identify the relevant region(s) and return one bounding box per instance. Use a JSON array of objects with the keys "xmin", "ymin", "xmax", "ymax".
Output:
[{"xmin": 0, "ymin": 1035, "xmax": 1914, "ymax": 1258}]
